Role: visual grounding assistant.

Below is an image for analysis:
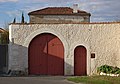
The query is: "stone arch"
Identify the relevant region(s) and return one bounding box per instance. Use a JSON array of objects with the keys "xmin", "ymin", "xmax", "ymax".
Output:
[{"xmin": 23, "ymin": 28, "xmax": 69, "ymax": 75}]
